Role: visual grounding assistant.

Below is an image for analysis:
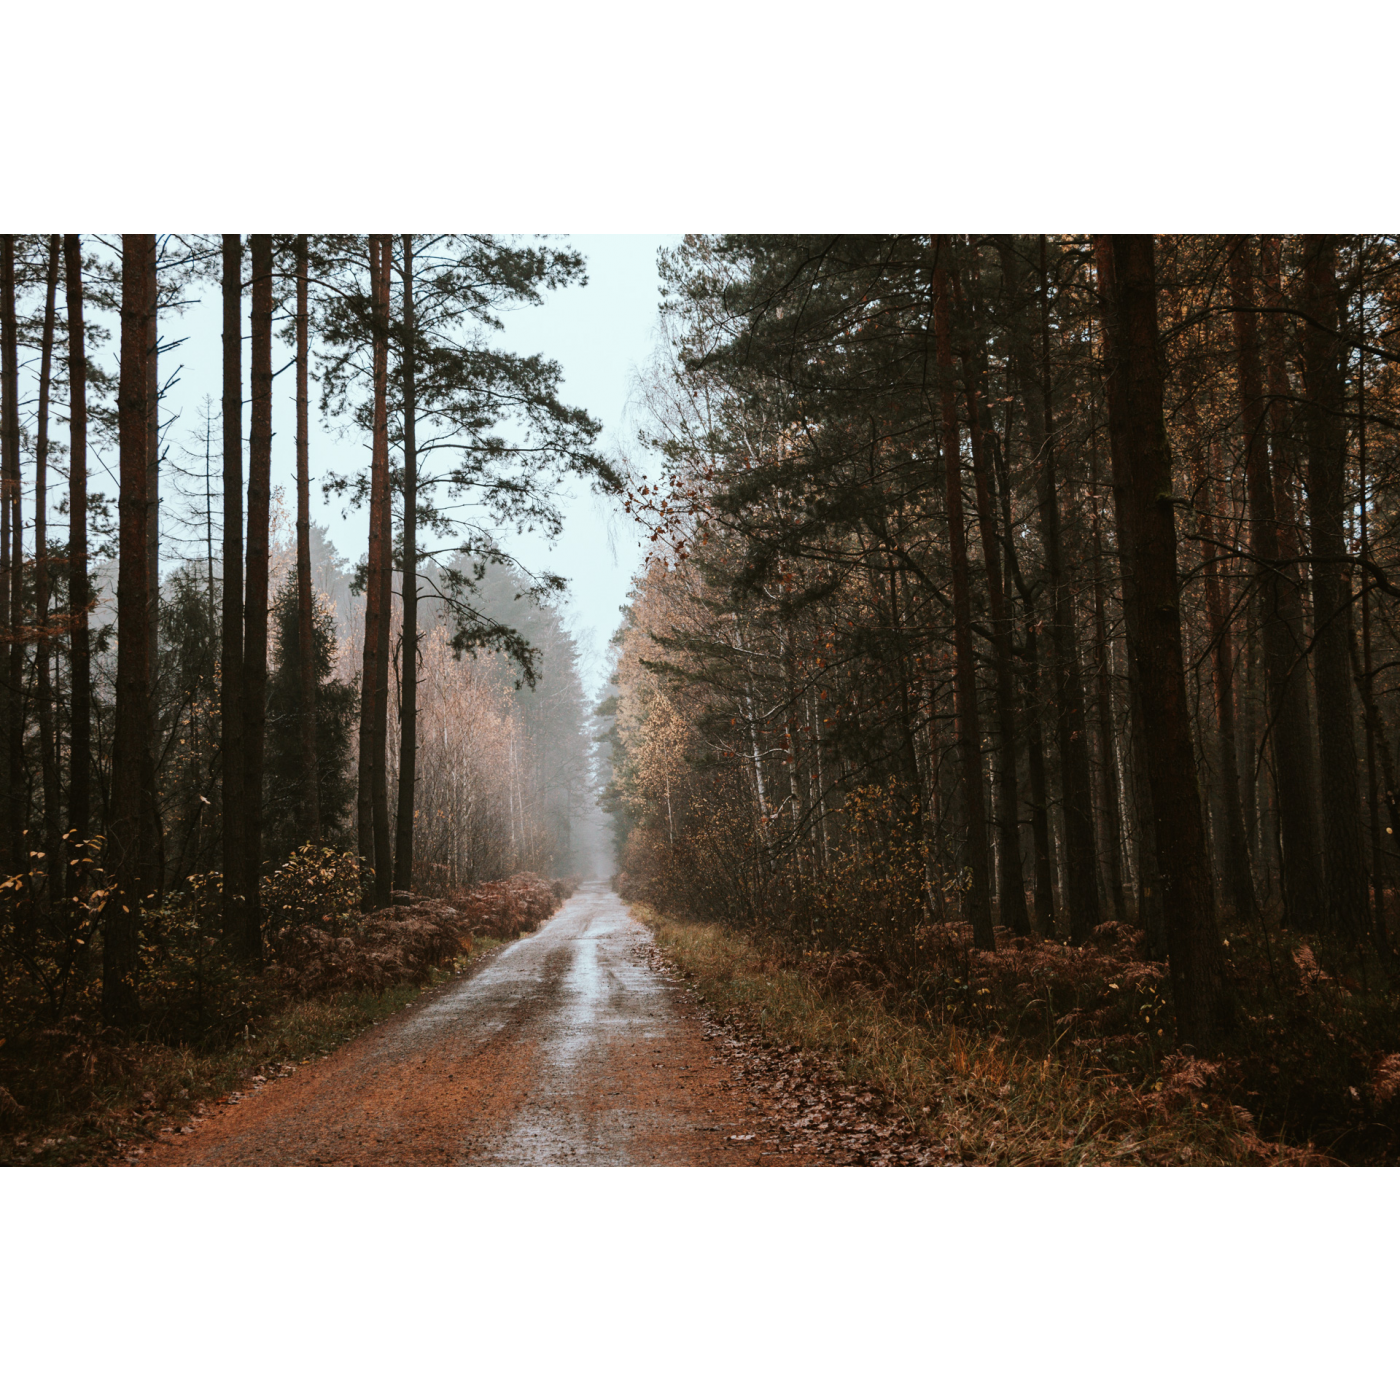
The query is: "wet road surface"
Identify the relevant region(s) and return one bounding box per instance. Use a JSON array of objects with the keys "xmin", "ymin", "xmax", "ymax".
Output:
[{"xmin": 141, "ymin": 882, "xmax": 779, "ymax": 1166}]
